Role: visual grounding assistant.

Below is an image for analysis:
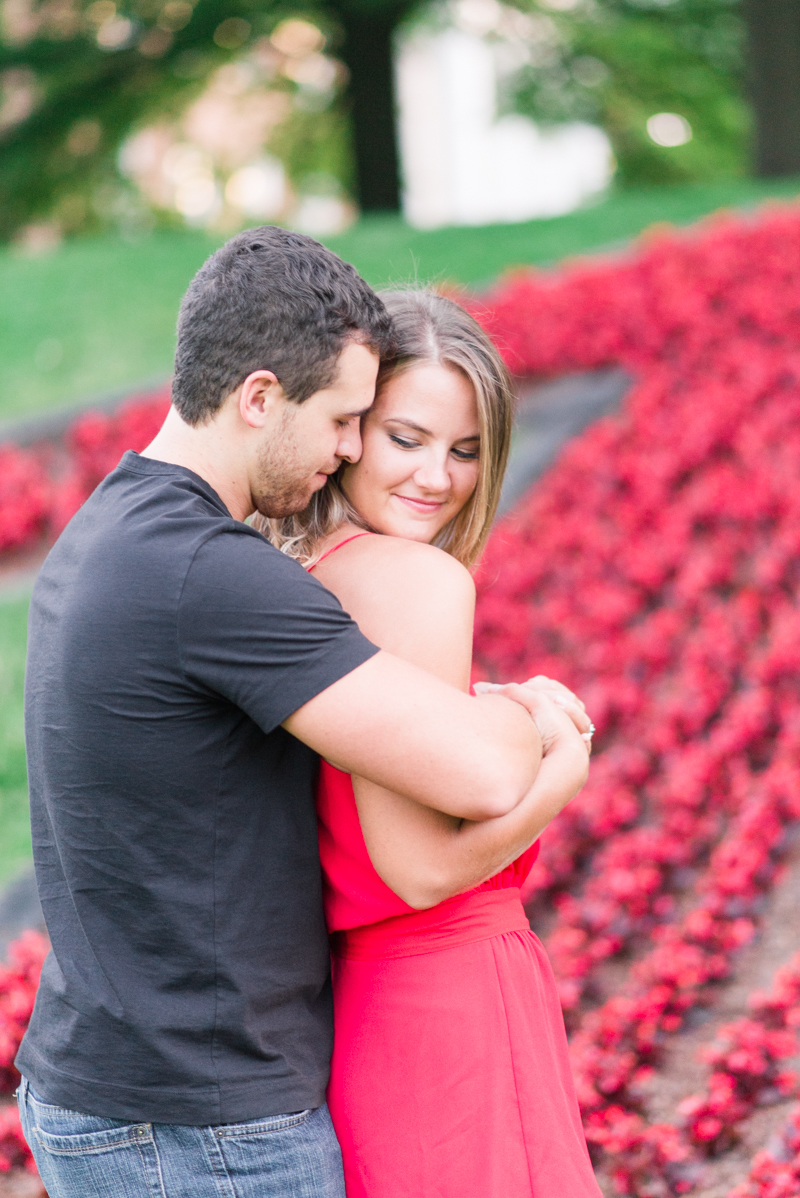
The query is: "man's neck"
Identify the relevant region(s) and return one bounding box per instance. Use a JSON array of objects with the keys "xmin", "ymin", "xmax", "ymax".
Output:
[{"xmin": 141, "ymin": 407, "xmax": 254, "ymax": 522}]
